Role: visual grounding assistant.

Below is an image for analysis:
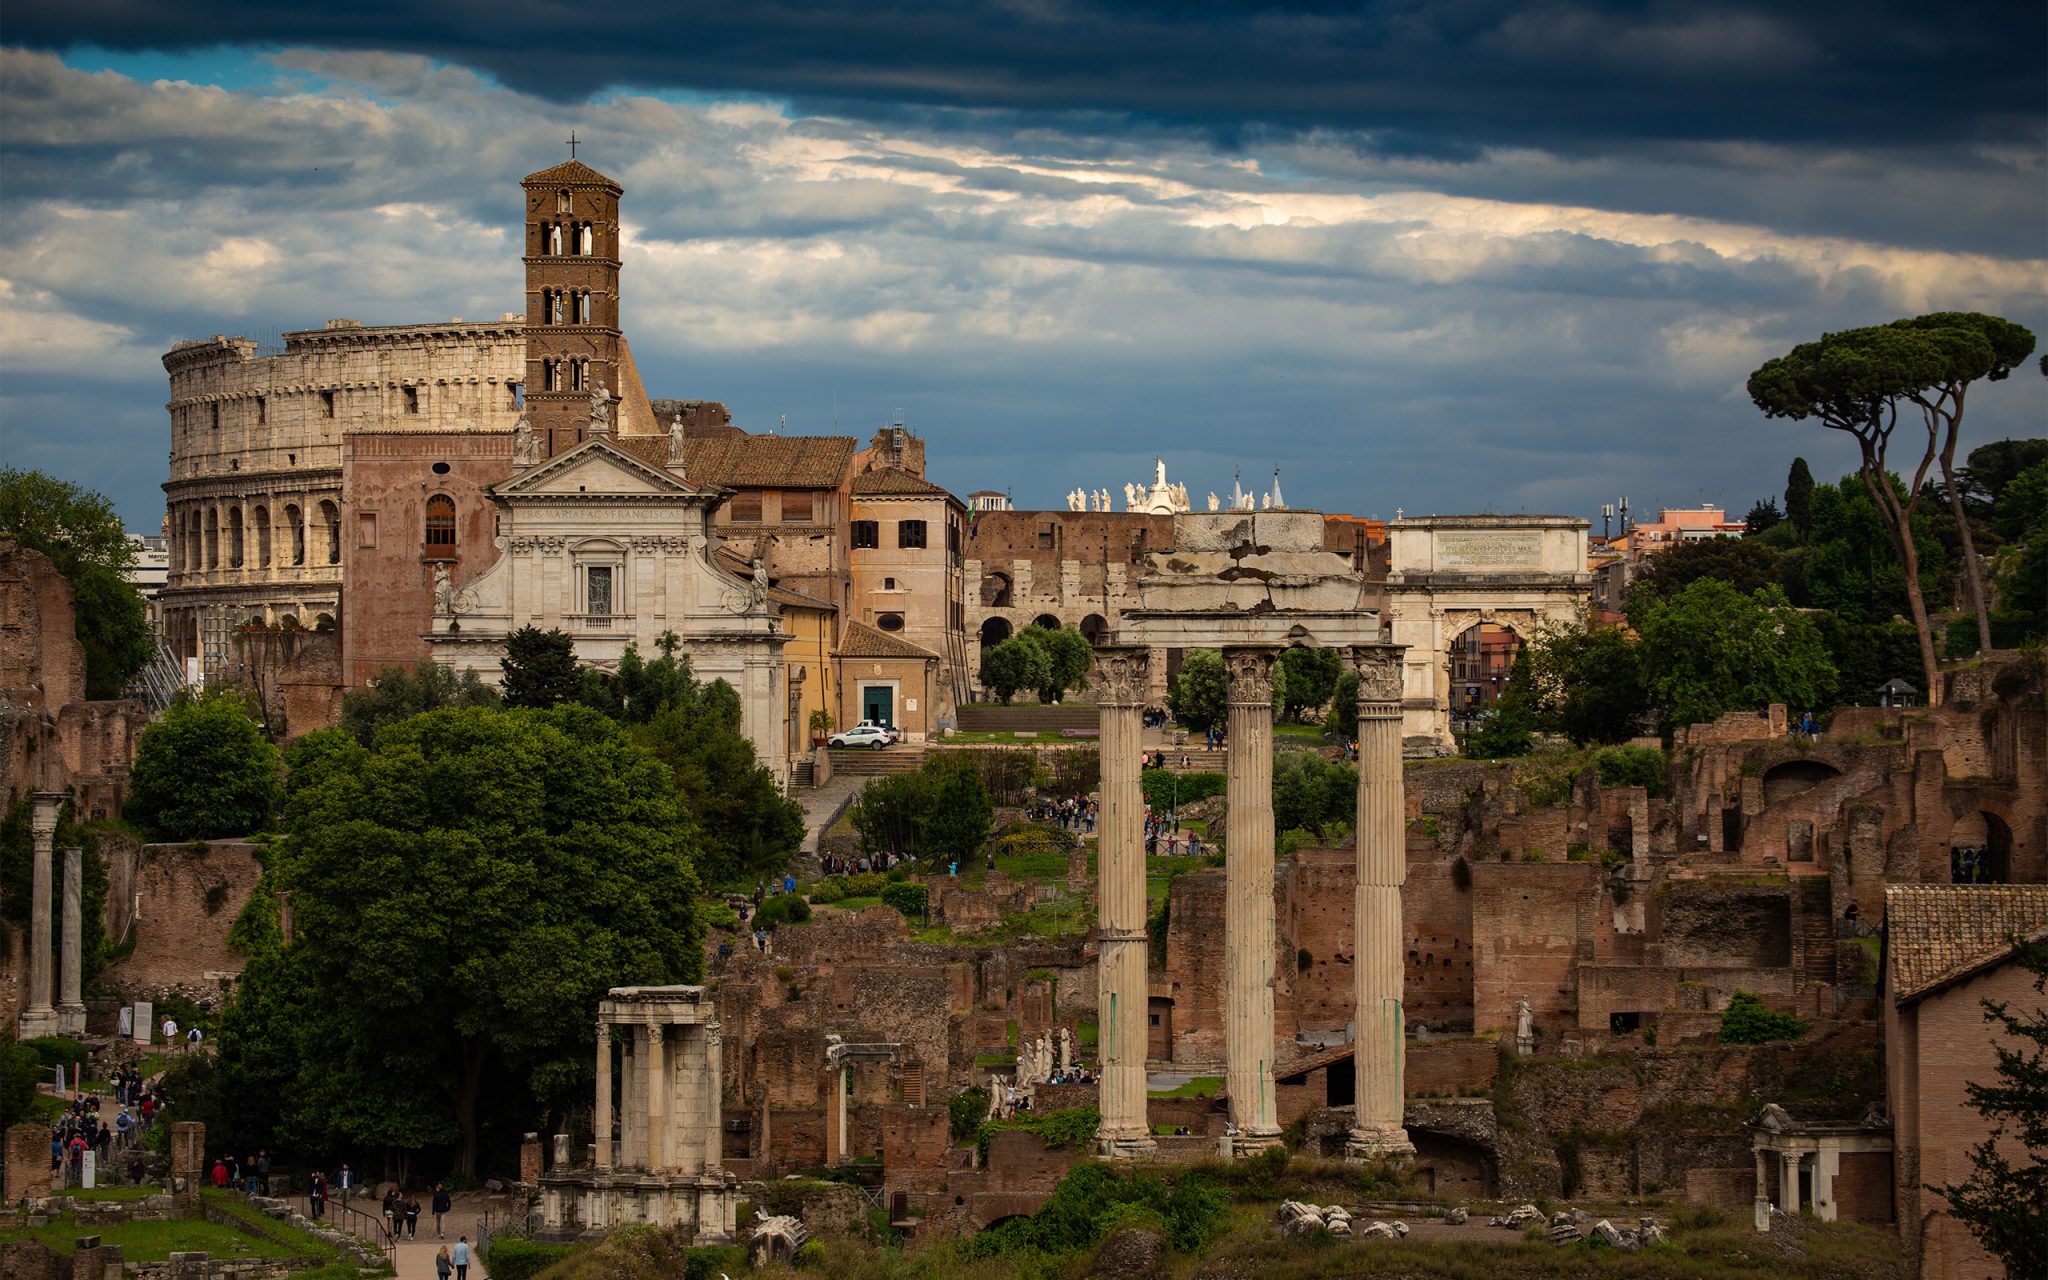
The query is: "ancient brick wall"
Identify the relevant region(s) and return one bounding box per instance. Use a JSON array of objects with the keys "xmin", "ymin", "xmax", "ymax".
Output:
[
  {"xmin": 1471, "ymin": 862, "xmax": 1599, "ymax": 1039},
  {"xmin": 1163, "ymin": 867, "xmax": 1227, "ymax": 1064},
  {"xmin": 879, "ymin": 1104, "xmax": 950, "ymax": 1195},
  {"xmin": 1406, "ymin": 1038, "xmax": 1497, "ymax": 1096},
  {"xmin": 100, "ymin": 842, "xmax": 264, "ymax": 999},
  {"xmin": 1404, "ymin": 845, "xmax": 1475, "ymax": 1029},
  {"xmin": 3, "ymin": 1124, "xmax": 50, "ymax": 1200}
]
